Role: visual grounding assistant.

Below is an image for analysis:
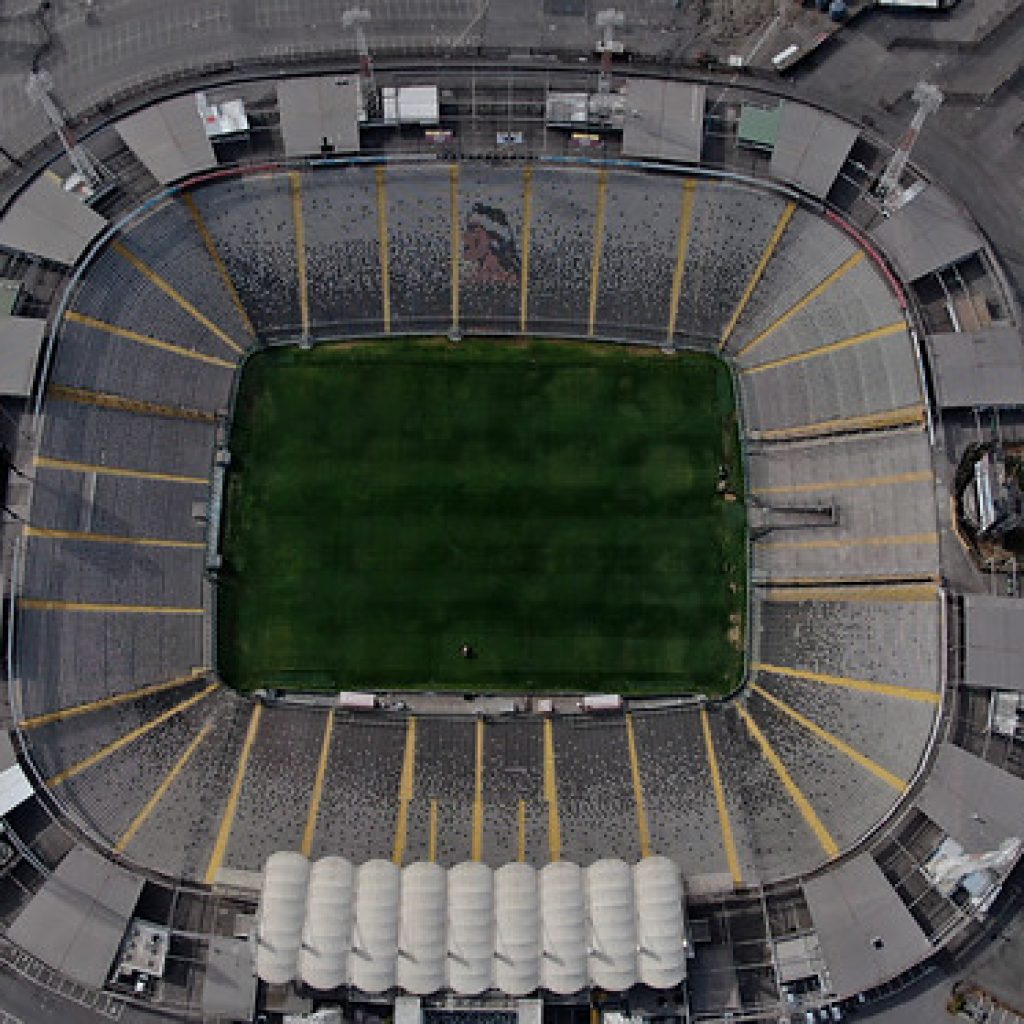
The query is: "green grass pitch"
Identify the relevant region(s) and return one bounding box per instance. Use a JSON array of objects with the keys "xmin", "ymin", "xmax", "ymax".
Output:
[{"xmin": 217, "ymin": 339, "xmax": 746, "ymax": 695}]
